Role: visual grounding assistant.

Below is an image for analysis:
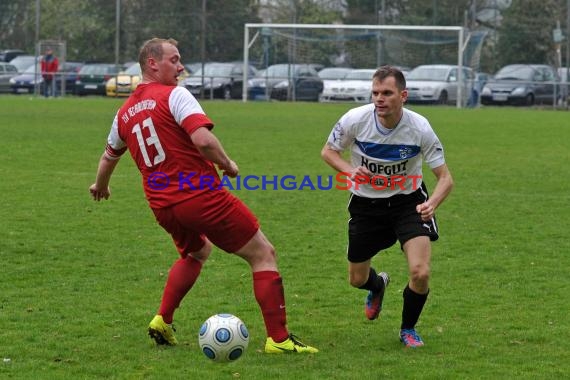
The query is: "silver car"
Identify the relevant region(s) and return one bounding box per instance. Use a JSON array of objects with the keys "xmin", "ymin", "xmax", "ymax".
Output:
[
  {"xmin": 0, "ymin": 62, "xmax": 18, "ymax": 93},
  {"xmin": 480, "ymin": 64, "xmax": 559, "ymax": 106},
  {"xmin": 318, "ymin": 67, "xmax": 353, "ymax": 103},
  {"xmin": 319, "ymin": 69, "xmax": 376, "ymax": 103},
  {"xmin": 405, "ymin": 64, "xmax": 474, "ymax": 105}
]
